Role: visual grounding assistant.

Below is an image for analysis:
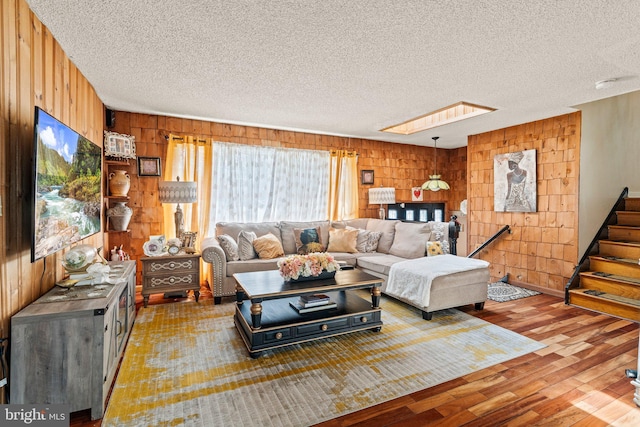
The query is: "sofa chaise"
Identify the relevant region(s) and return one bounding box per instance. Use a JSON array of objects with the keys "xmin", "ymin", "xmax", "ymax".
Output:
[{"xmin": 201, "ymin": 218, "xmax": 489, "ymax": 319}]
